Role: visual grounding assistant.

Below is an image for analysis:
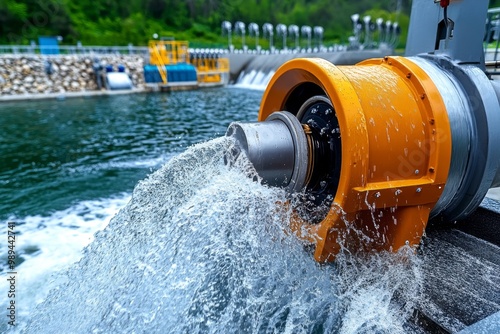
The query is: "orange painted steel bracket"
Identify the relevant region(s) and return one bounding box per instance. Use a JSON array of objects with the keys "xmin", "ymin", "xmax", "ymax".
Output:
[{"xmin": 258, "ymin": 57, "xmax": 452, "ymax": 262}]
